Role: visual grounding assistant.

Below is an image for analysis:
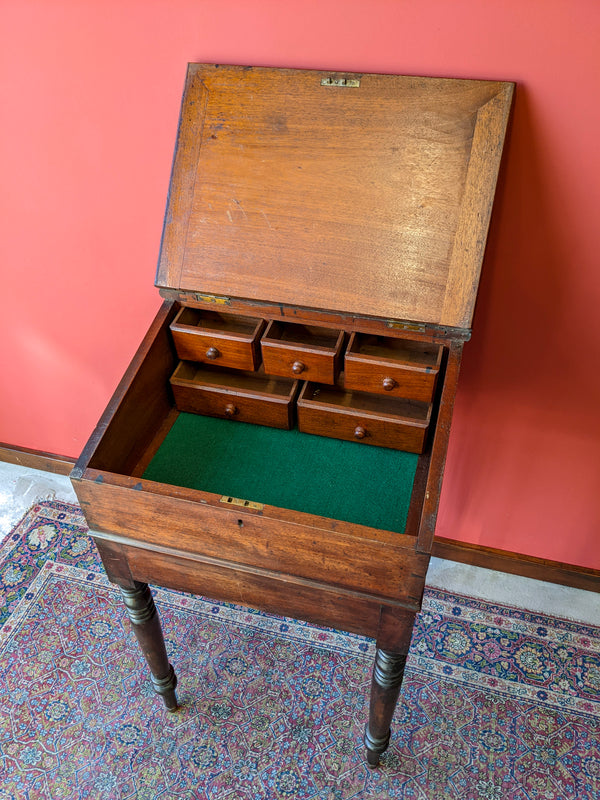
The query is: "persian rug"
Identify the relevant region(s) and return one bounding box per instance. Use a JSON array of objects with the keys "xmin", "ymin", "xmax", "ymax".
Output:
[{"xmin": 0, "ymin": 501, "xmax": 599, "ymax": 800}]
